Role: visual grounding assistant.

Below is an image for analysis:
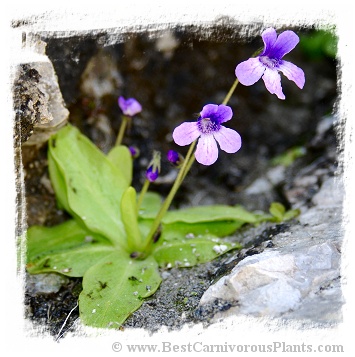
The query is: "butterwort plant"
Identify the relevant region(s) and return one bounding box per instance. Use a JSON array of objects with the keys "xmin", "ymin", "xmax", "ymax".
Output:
[{"xmin": 25, "ymin": 27, "xmax": 303, "ymax": 330}]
